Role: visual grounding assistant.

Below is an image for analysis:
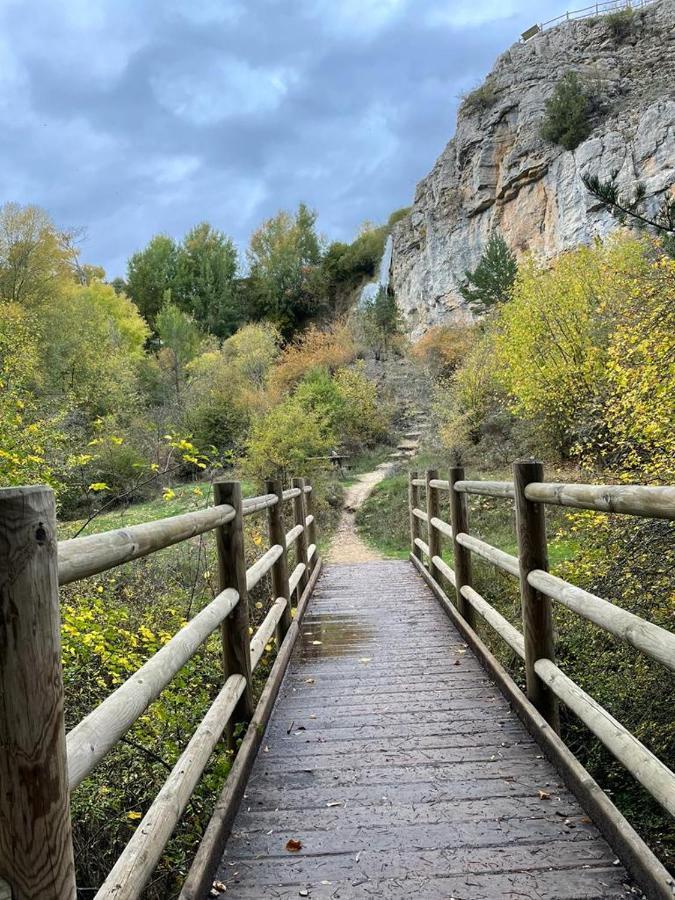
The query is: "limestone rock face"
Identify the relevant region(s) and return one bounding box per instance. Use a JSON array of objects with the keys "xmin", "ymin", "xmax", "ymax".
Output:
[{"xmin": 391, "ymin": 0, "xmax": 675, "ymax": 337}]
